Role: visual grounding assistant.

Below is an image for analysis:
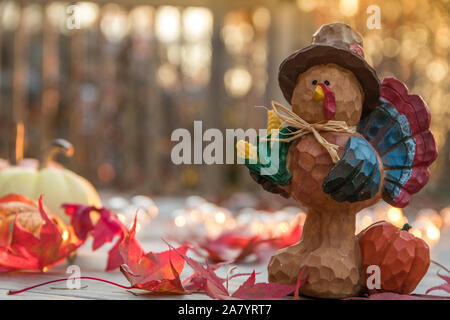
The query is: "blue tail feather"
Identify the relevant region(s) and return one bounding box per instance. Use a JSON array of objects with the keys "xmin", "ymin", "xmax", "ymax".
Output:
[{"xmin": 358, "ymin": 78, "xmax": 437, "ymax": 208}]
